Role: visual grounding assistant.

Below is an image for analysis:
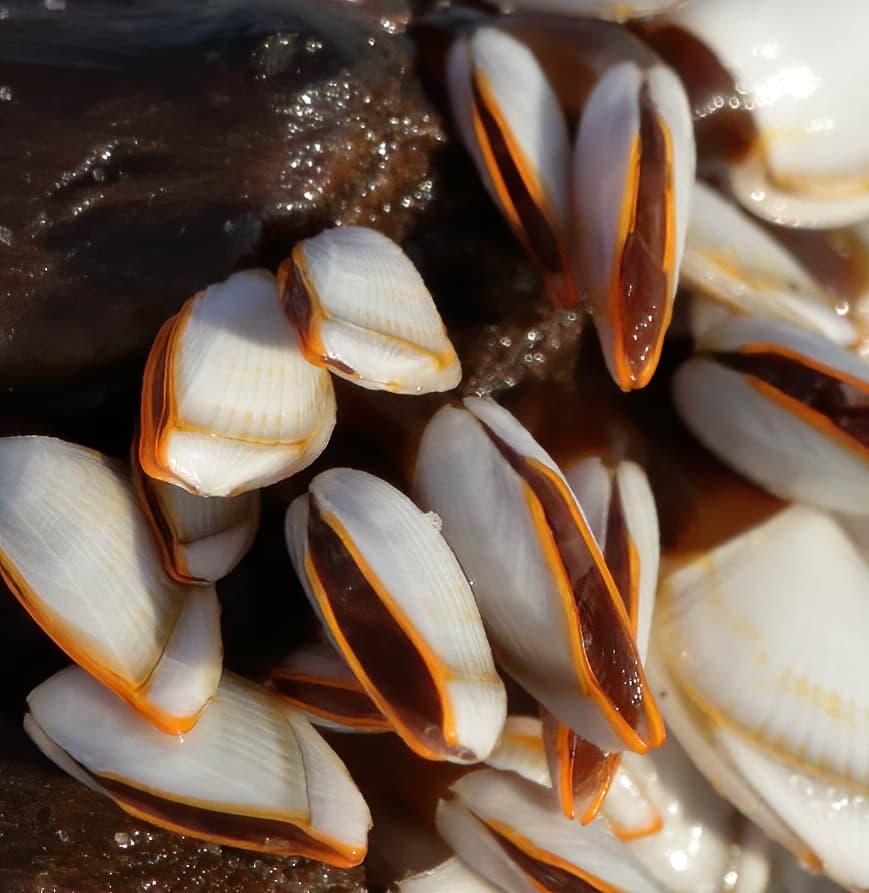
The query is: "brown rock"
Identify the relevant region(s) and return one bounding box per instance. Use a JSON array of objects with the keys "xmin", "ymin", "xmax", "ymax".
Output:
[{"xmin": 0, "ymin": 0, "xmax": 443, "ymax": 385}]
